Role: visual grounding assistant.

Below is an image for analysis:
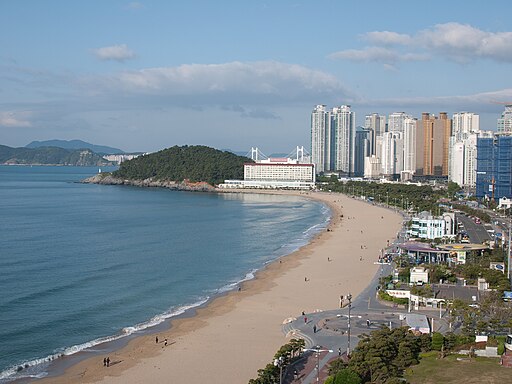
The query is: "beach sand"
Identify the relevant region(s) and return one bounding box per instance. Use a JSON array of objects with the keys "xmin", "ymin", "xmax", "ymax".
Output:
[{"xmin": 39, "ymin": 191, "xmax": 403, "ymax": 384}]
